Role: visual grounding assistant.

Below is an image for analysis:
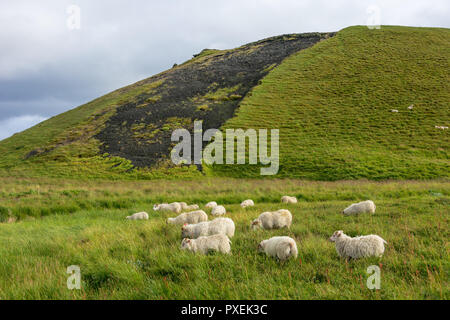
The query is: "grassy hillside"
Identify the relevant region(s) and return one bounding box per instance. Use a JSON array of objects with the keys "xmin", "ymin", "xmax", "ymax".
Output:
[
  {"xmin": 211, "ymin": 26, "xmax": 450, "ymax": 180},
  {"xmin": 0, "ymin": 177, "xmax": 448, "ymax": 299},
  {"xmin": 0, "ymin": 26, "xmax": 448, "ymax": 180},
  {"xmin": 0, "ymin": 33, "xmax": 329, "ymax": 179}
]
